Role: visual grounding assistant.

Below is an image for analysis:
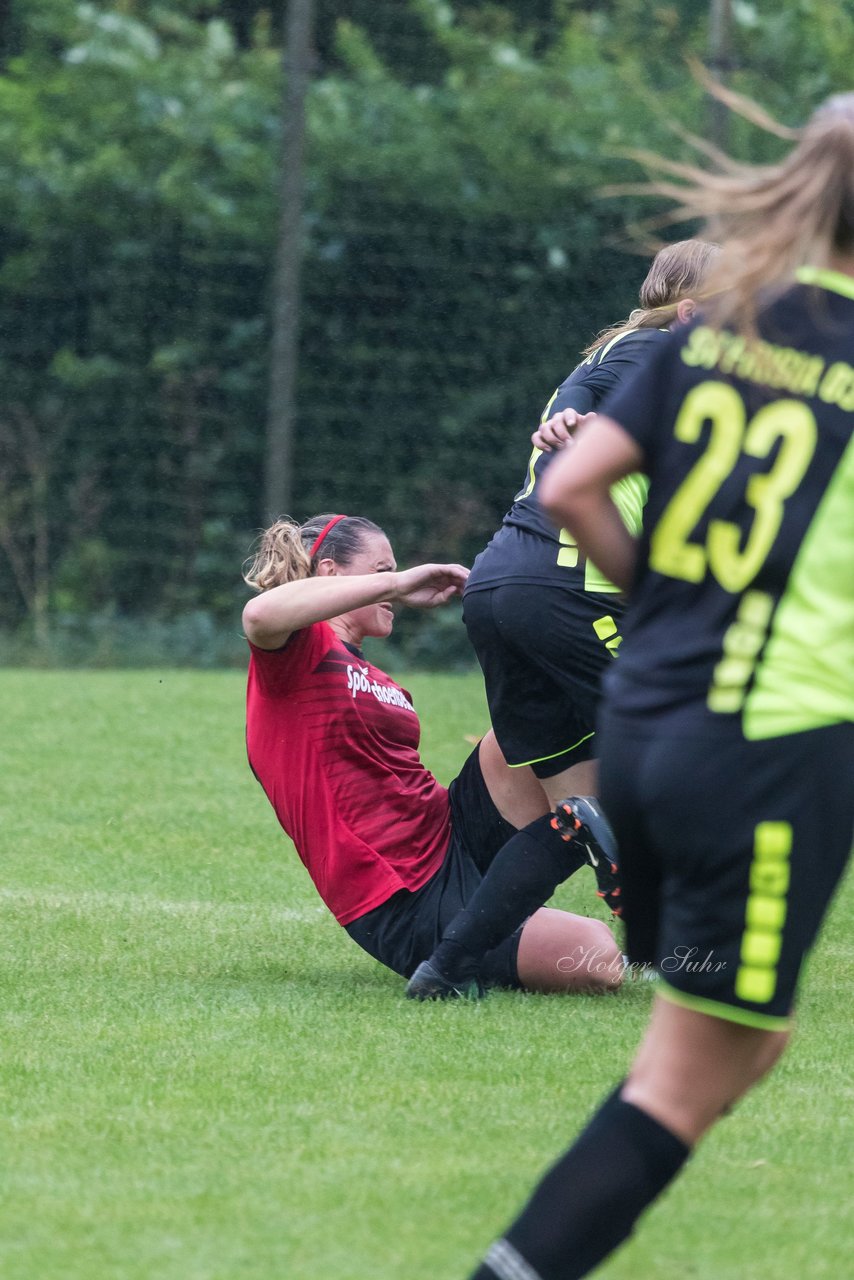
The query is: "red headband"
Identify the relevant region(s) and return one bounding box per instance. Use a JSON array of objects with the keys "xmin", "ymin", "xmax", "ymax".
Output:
[{"xmin": 309, "ymin": 514, "xmax": 347, "ymax": 558}]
